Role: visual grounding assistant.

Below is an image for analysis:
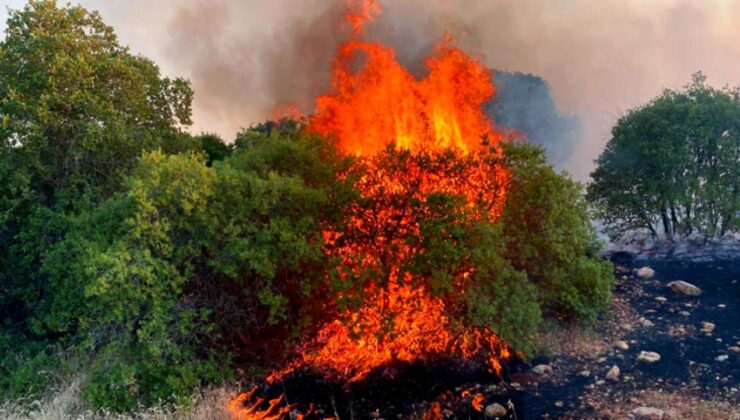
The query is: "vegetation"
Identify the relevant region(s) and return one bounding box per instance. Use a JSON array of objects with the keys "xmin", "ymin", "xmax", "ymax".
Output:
[
  {"xmin": 588, "ymin": 73, "xmax": 740, "ymax": 242},
  {"xmin": 0, "ymin": 1, "xmax": 612, "ymax": 413}
]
